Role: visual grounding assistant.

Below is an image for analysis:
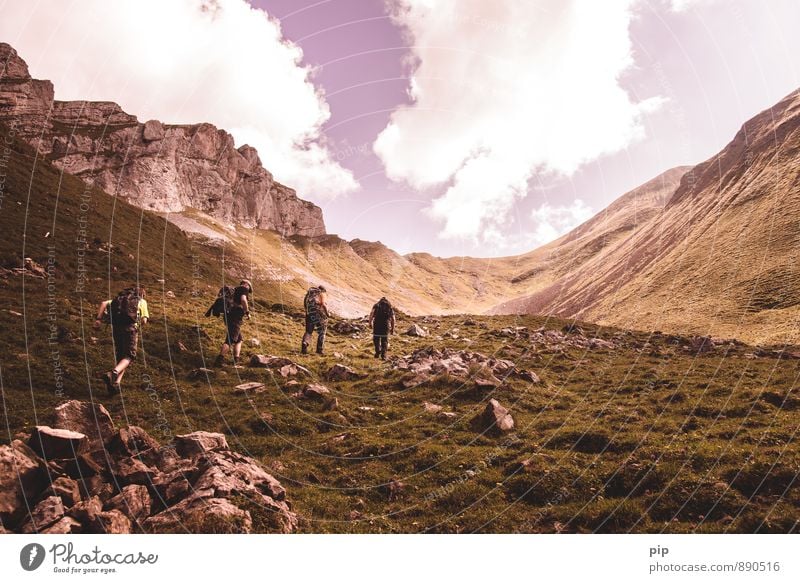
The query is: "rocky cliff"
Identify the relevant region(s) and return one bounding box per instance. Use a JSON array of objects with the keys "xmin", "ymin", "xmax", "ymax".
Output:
[{"xmin": 0, "ymin": 42, "xmax": 325, "ymax": 237}]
